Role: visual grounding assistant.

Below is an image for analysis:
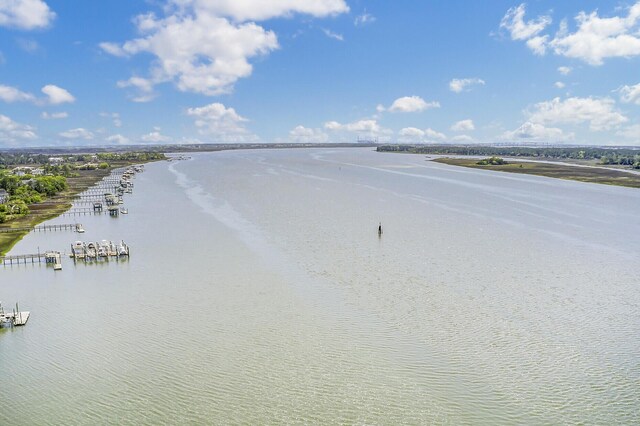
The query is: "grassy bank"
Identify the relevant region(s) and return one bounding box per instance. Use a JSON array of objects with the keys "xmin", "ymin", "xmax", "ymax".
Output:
[
  {"xmin": 0, "ymin": 160, "xmax": 160, "ymax": 256},
  {"xmin": 433, "ymin": 158, "xmax": 640, "ymax": 189}
]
